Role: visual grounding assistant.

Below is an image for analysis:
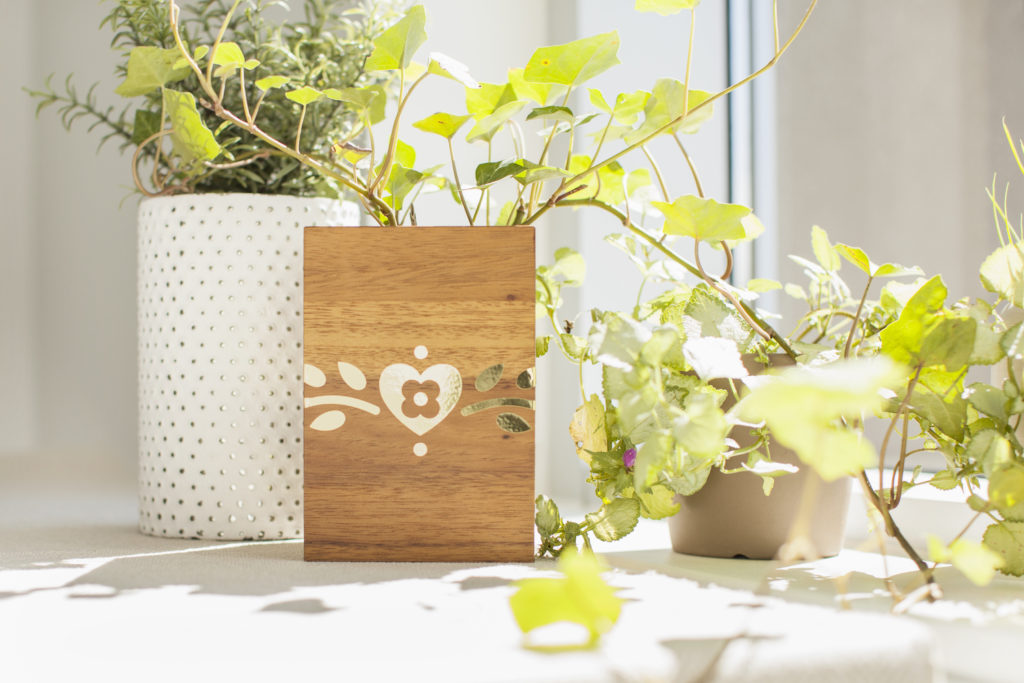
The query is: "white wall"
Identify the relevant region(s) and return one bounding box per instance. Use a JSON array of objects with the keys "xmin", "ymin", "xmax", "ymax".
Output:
[{"xmin": 776, "ymin": 0, "xmax": 1024, "ymax": 321}]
